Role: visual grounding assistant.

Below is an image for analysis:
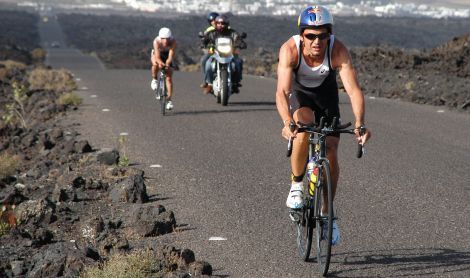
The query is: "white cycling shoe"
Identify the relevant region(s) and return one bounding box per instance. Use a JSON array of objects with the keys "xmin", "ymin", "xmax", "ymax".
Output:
[
  {"xmin": 166, "ymin": 101, "xmax": 173, "ymax": 110},
  {"xmin": 150, "ymin": 79, "xmax": 158, "ymax": 90},
  {"xmin": 286, "ymin": 182, "xmax": 303, "ymax": 209}
]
